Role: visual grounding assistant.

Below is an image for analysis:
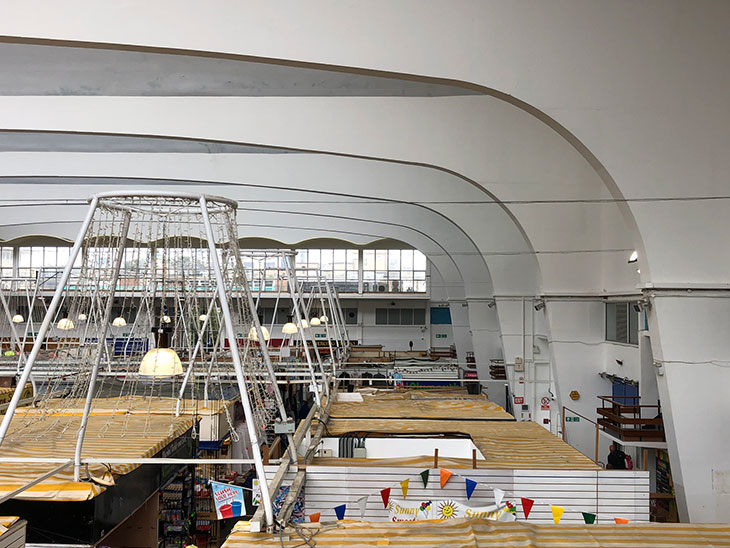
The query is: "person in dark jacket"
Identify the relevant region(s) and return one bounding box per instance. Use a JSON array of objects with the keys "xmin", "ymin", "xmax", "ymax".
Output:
[{"xmin": 607, "ymin": 443, "xmax": 627, "ymax": 469}]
